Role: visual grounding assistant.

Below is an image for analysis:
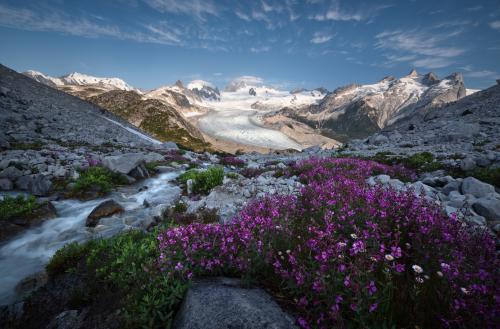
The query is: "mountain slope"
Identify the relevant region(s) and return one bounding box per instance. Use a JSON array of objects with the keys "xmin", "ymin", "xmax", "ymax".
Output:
[
  {"xmin": 87, "ymin": 90, "xmax": 210, "ymax": 151},
  {"xmin": 276, "ymin": 70, "xmax": 466, "ymax": 141},
  {"xmin": 0, "ymin": 64, "xmax": 159, "ymax": 147},
  {"xmin": 23, "ymin": 69, "xmax": 212, "ymax": 151}
]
